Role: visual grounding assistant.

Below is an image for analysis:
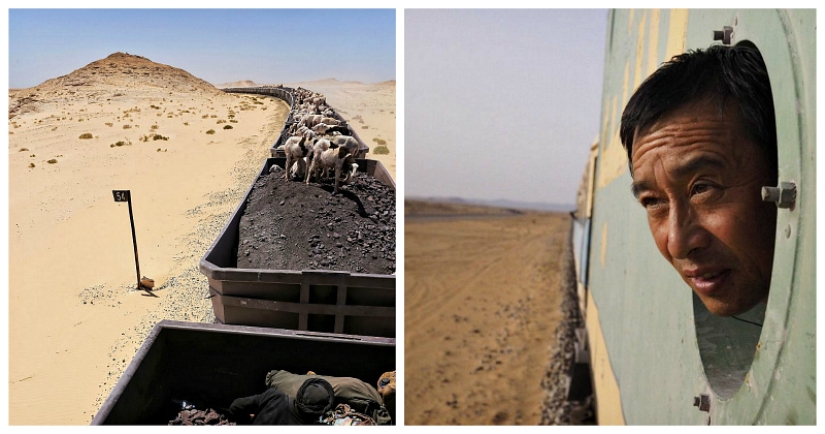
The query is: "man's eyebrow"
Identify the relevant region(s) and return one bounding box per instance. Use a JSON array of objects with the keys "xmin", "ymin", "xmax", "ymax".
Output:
[
  {"xmin": 631, "ymin": 181, "xmax": 651, "ymax": 199},
  {"xmin": 630, "ymin": 155, "xmax": 727, "ymax": 198}
]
